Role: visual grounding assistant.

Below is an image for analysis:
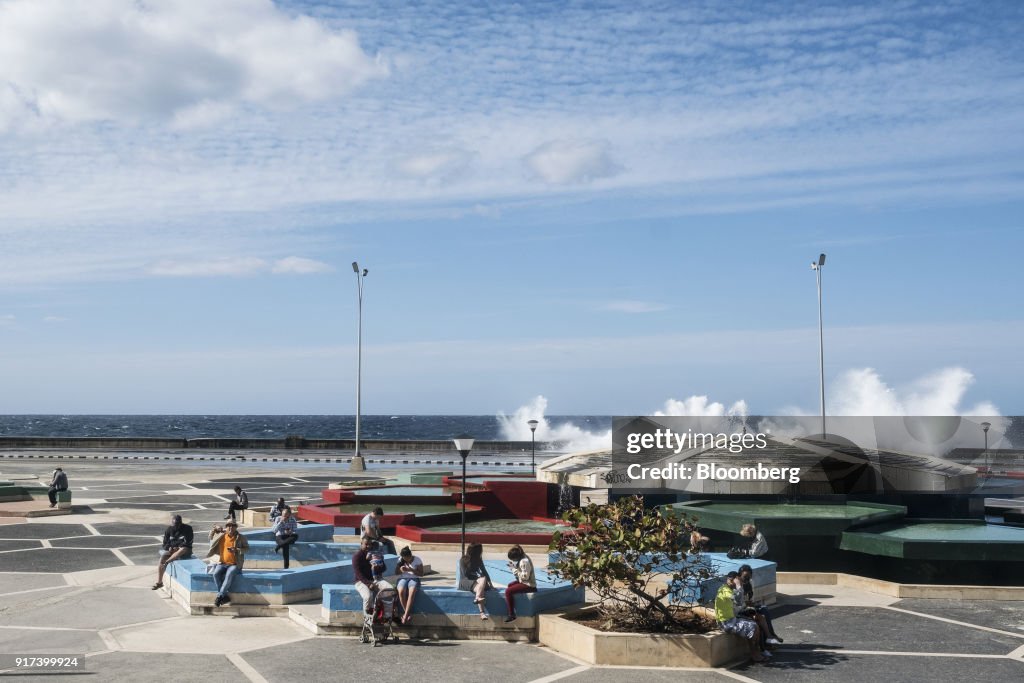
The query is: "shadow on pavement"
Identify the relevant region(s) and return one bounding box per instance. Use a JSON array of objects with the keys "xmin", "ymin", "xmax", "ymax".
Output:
[{"xmin": 735, "ymin": 644, "xmax": 849, "ymax": 672}]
